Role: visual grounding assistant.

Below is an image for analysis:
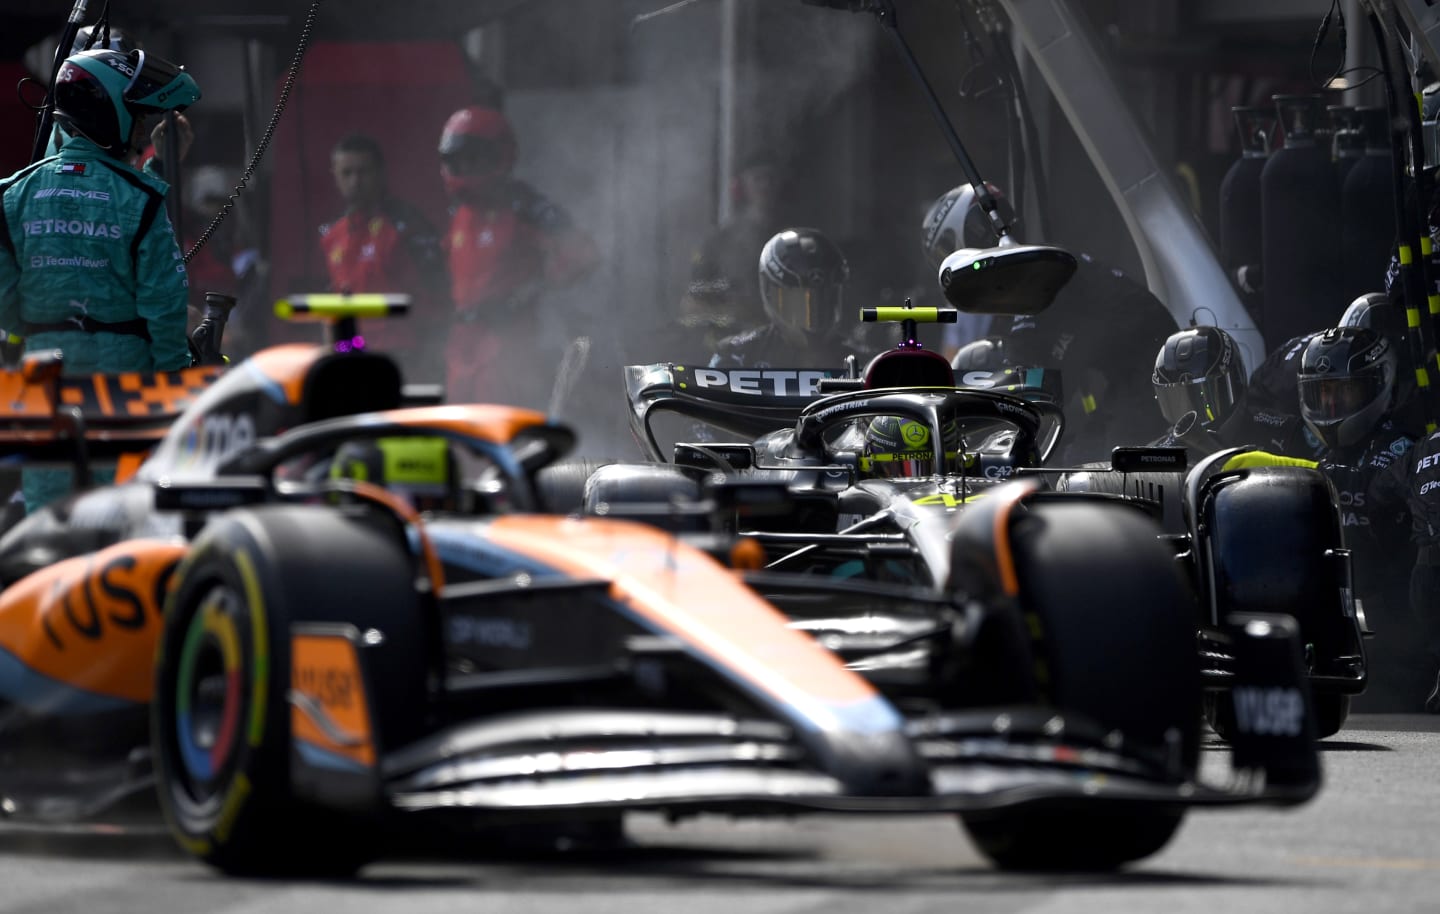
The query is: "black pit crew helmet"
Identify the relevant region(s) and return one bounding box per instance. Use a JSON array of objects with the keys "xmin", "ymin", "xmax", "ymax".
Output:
[
  {"xmin": 1152, "ymin": 326, "xmax": 1246, "ymax": 428},
  {"xmin": 861, "ymin": 416, "xmax": 962, "ymax": 478},
  {"xmin": 758, "ymin": 228, "xmax": 849, "ymax": 339},
  {"xmin": 1298, "ymin": 326, "xmax": 1397, "ymax": 450},
  {"xmin": 1339, "ymin": 292, "xmax": 1405, "ymax": 348}
]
